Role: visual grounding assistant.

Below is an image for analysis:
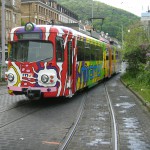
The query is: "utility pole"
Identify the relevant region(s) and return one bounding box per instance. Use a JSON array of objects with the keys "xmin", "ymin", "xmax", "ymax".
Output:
[
  {"xmin": 92, "ymin": 0, "xmax": 93, "ymax": 24},
  {"xmin": 1, "ymin": 0, "xmax": 5, "ymax": 66},
  {"xmin": 121, "ymin": 25, "xmax": 124, "ymax": 50},
  {"xmin": 1, "ymin": 0, "xmax": 6, "ymax": 80}
]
